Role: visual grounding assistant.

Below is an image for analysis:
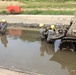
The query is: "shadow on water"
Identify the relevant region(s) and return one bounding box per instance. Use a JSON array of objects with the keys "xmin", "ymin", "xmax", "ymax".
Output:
[
  {"xmin": 0, "ymin": 29, "xmax": 76, "ymax": 75},
  {"xmin": 50, "ymin": 51, "xmax": 76, "ymax": 75}
]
